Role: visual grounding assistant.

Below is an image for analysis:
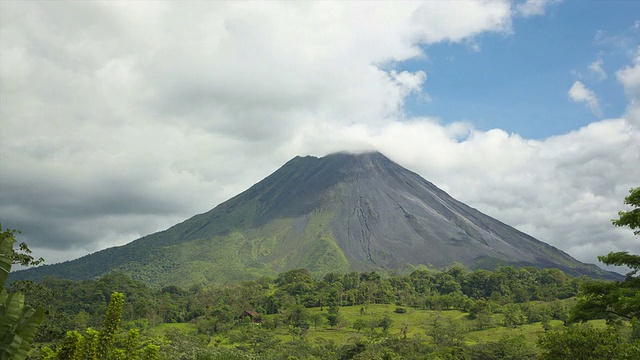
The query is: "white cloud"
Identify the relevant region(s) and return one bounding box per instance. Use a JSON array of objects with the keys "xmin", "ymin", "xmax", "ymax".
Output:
[
  {"xmin": 617, "ymin": 46, "xmax": 640, "ymax": 98},
  {"xmin": 1, "ymin": 1, "xmax": 638, "ymax": 274},
  {"xmin": 568, "ymin": 81, "xmax": 602, "ymax": 117},
  {"xmin": 516, "ymin": 0, "xmax": 561, "ymax": 18},
  {"xmin": 589, "ymin": 58, "xmax": 607, "ymax": 80}
]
